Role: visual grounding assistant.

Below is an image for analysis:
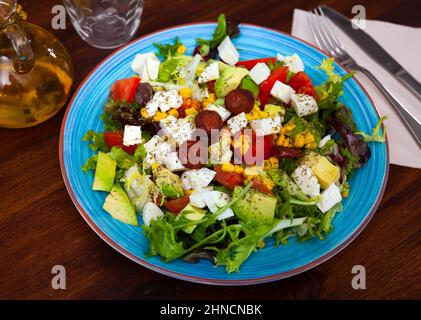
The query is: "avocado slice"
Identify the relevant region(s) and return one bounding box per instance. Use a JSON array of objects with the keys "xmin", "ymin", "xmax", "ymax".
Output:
[
  {"xmin": 153, "ymin": 165, "xmax": 184, "ymax": 199},
  {"xmin": 93, "ymin": 152, "xmax": 116, "ymax": 192},
  {"xmin": 240, "ymin": 75, "xmax": 259, "ymax": 98},
  {"xmin": 176, "ymin": 204, "xmax": 206, "ymax": 234},
  {"xmin": 264, "ymin": 104, "xmax": 286, "ymax": 118},
  {"xmin": 232, "ymin": 187, "xmax": 277, "ymax": 226},
  {"xmin": 215, "ymin": 66, "xmax": 249, "ymax": 98},
  {"xmin": 301, "ymin": 152, "xmax": 340, "ymax": 189},
  {"xmin": 103, "ymin": 183, "xmax": 138, "ymax": 226}
]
